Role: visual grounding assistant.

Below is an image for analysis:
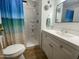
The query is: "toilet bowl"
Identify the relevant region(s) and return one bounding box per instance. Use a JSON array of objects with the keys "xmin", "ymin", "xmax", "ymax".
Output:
[{"xmin": 3, "ymin": 44, "xmax": 25, "ymax": 59}]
